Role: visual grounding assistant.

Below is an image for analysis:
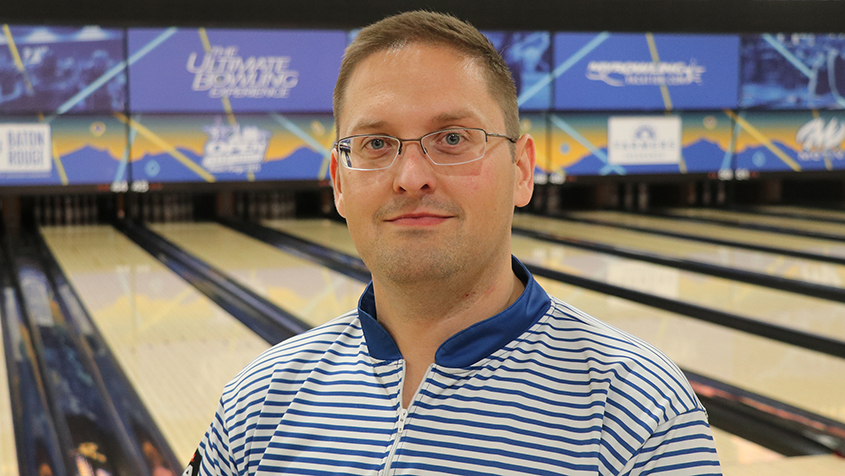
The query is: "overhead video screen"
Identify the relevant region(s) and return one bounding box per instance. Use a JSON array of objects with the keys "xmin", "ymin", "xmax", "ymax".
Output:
[
  {"xmin": 0, "ymin": 26, "xmax": 126, "ymax": 114},
  {"xmin": 553, "ymin": 32, "xmax": 740, "ymax": 111},
  {"xmin": 548, "ymin": 112, "xmax": 735, "ymax": 176},
  {"xmin": 517, "ymin": 113, "xmax": 549, "ymax": 180},
  {"xmin": 0, "ymin": 115, "xmax": 127, "ymax": 186},
  {"xmin": 128, "ymin": 28, "xmax": 345, "ymax": 113},
  {"xmin": 733, "ymin": 111, "xmax": 845, "ymax": 173},
  {"xmin": 128, "ymin": 113, "xmax": 335, "ymax": 183},
  {"xmin": 483, "ymin": 31, "xmax": 552, "ymax": 111},
  {"xmin": 739, "ymin": 34, "xmax": 845, "ymax": 109}
]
